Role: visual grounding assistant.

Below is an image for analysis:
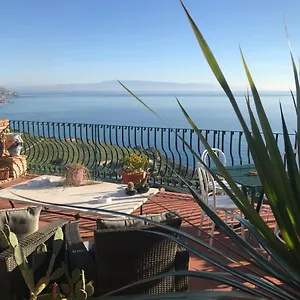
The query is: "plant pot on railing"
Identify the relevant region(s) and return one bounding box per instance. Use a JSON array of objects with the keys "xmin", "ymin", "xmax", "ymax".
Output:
[
  {"xmin": 120, "ymin": 169, "xmax": 150, "ymax": 184},
  {"xmin": 120, "ymin": 153, "xmax": 150, "ymax": 184}
]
